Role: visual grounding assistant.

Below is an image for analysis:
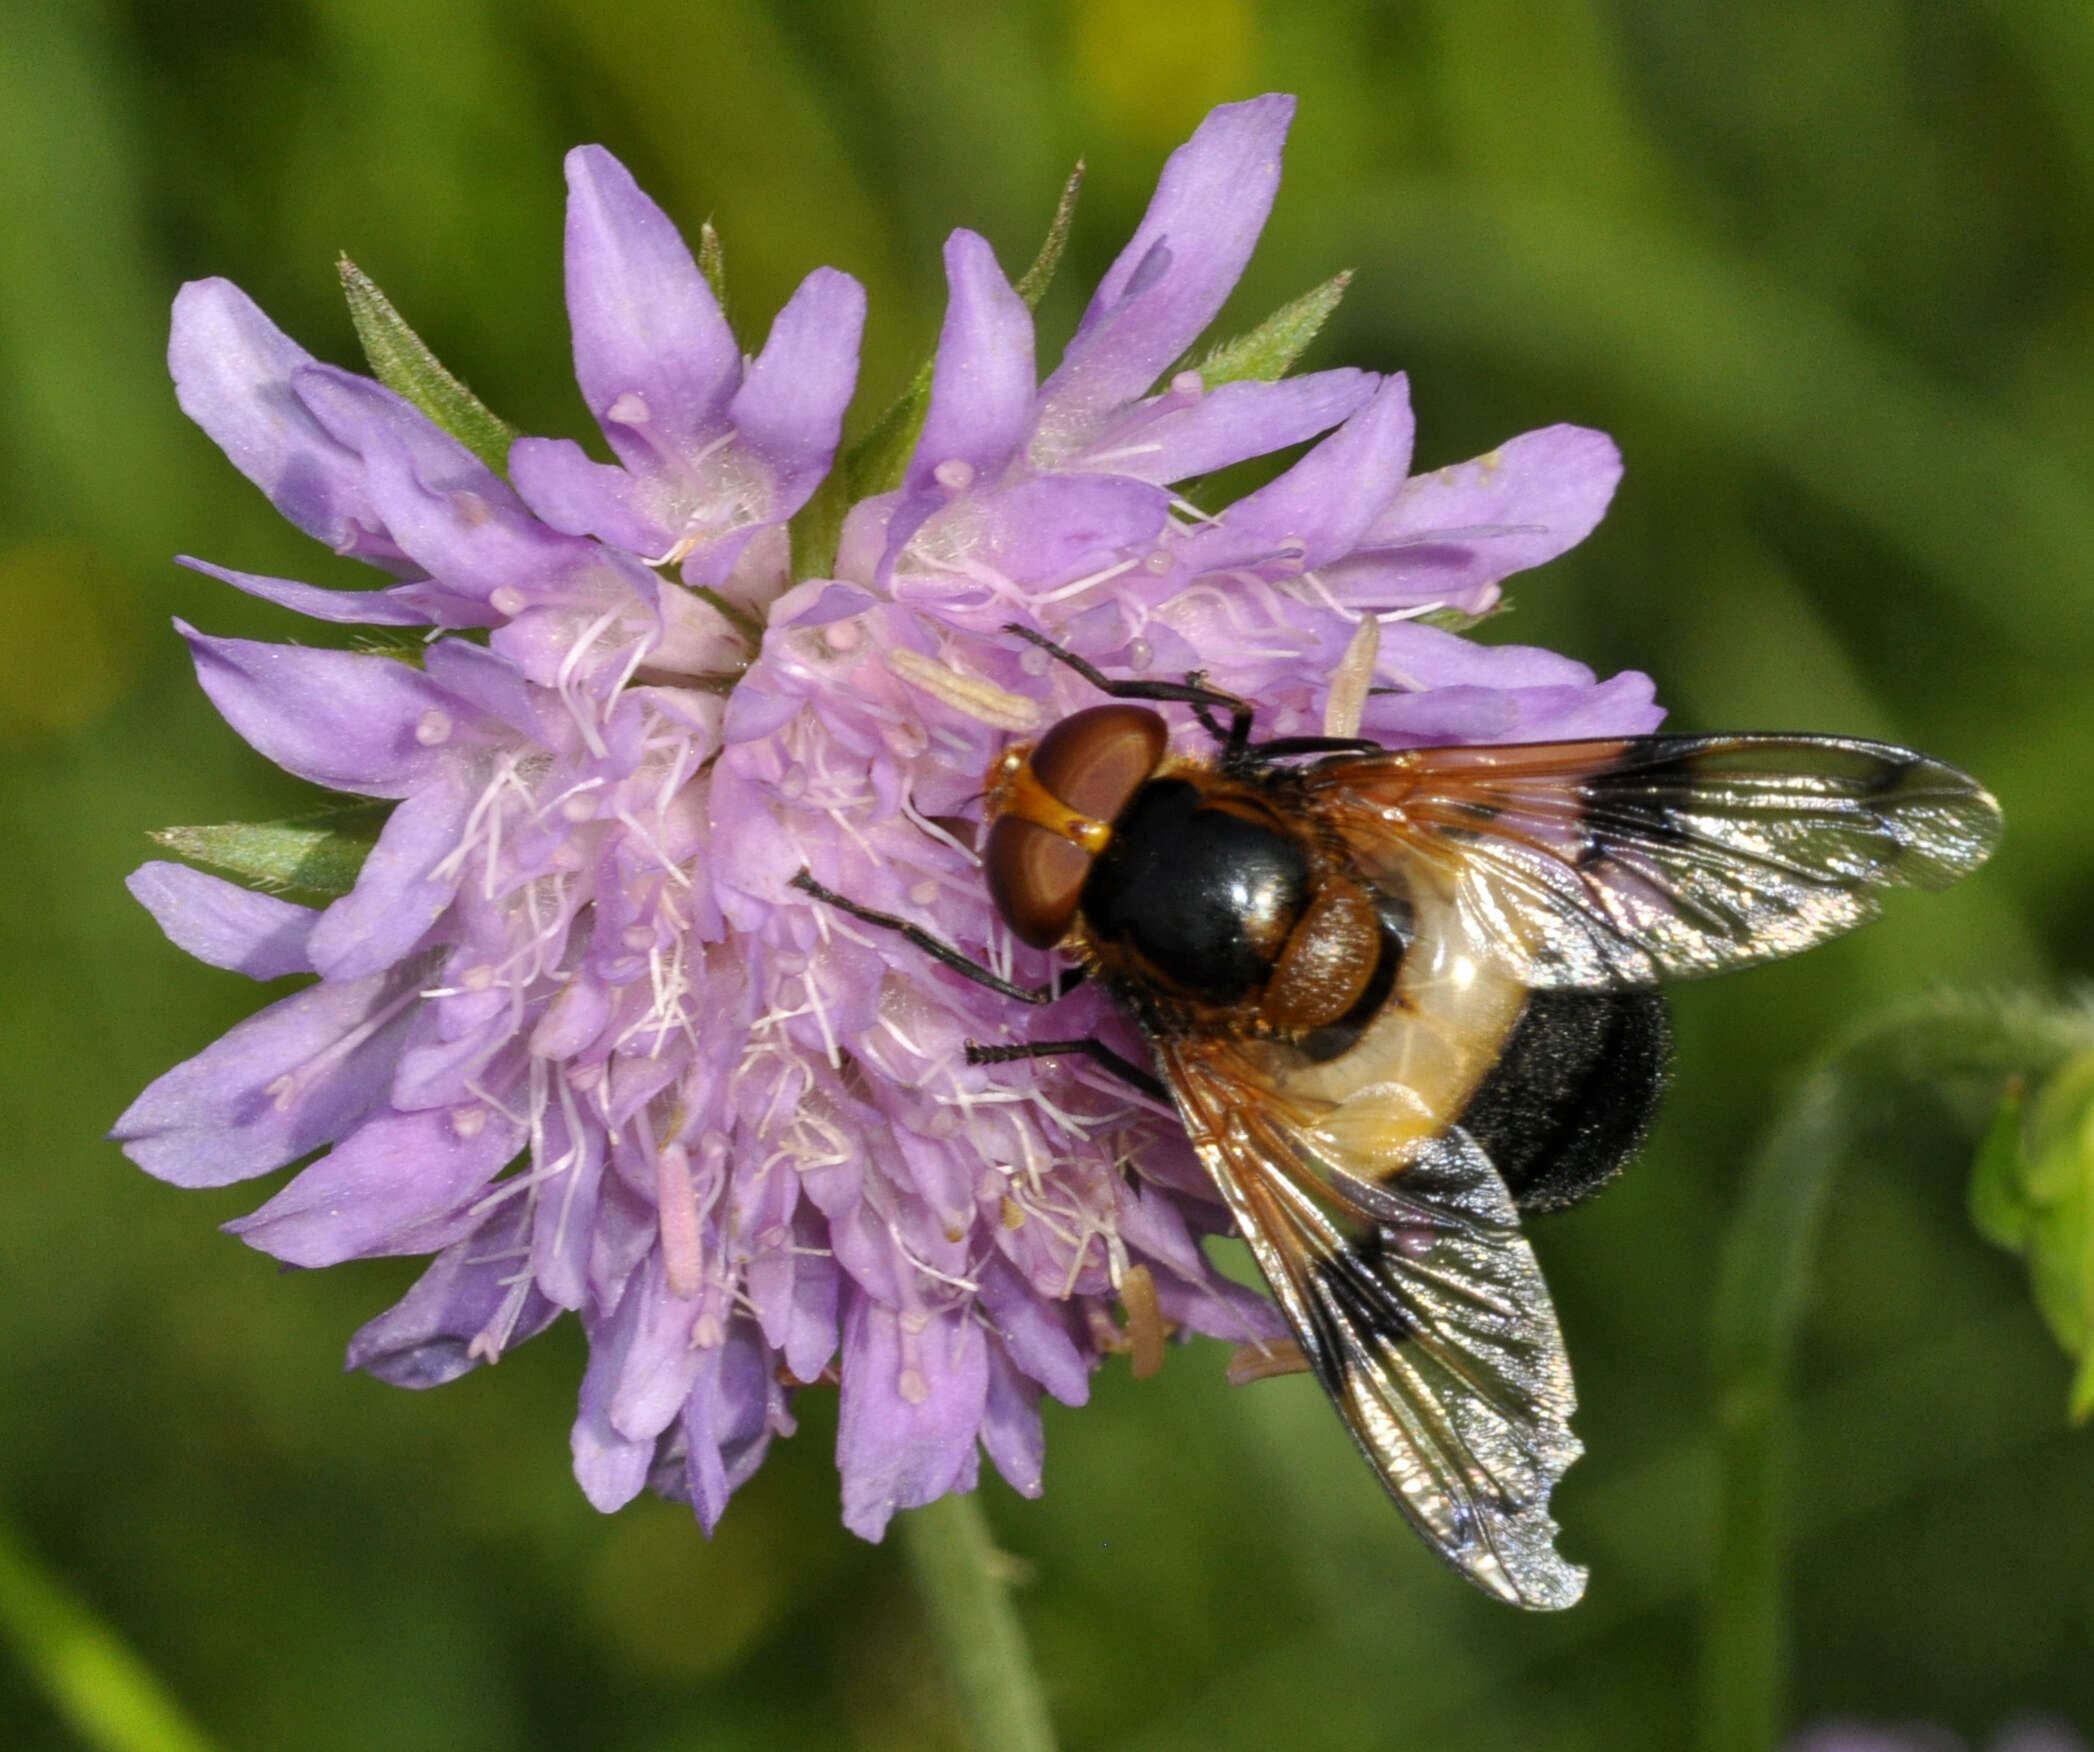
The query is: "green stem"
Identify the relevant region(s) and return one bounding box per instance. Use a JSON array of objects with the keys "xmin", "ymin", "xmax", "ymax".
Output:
[
  {"xmin": 0, "ymin": 1510, "xmax": 223, "ymax": 1752},
  {"xmin": 1699, "ymin": 989, "xmax": 2091, "ymax": 1752},
  {"xmin": 898, "ymin": 1492, "xmax": 1057, "ymax": 1752}
]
